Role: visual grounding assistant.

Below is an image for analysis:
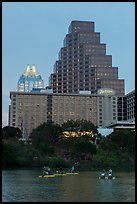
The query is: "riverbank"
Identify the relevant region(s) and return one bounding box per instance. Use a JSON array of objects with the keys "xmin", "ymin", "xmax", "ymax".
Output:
[{"xmin": 2, "ymin": 160, "xmax": 135, "ymax": 172}]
